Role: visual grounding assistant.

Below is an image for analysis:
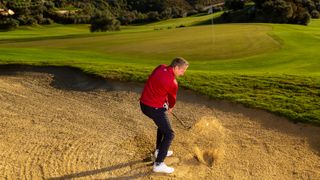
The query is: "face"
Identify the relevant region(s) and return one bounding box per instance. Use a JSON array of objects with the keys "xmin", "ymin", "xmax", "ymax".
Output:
[{"xmin": 173, "ymin": 65, "xmax": 188, "ymax": 77}]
